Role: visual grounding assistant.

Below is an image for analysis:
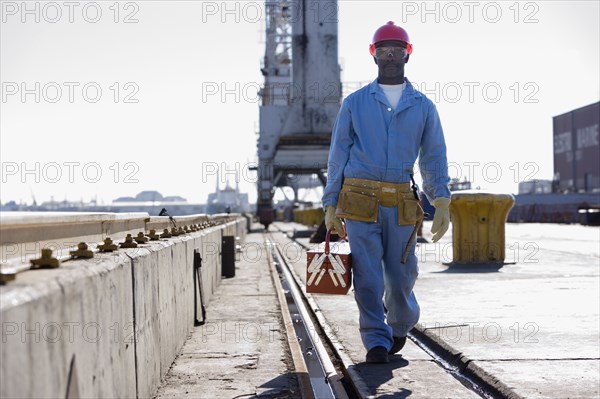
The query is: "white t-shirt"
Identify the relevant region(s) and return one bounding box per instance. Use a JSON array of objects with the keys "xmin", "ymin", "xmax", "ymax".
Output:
[{"xmin": 378, "ymin": 82, "xmax": 406, "ymax": 111}]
